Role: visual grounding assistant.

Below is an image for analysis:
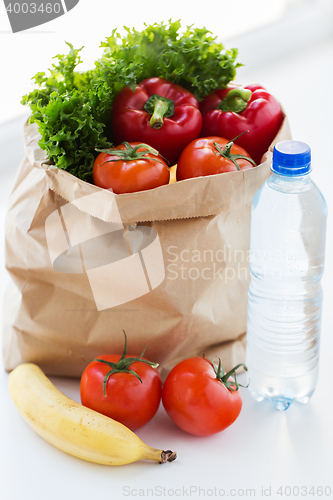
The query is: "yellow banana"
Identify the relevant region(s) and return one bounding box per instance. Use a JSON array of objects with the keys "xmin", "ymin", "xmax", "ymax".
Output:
[{"xmin": 8, "ymin": 363, "xmax": 177, "ymax": 466}]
